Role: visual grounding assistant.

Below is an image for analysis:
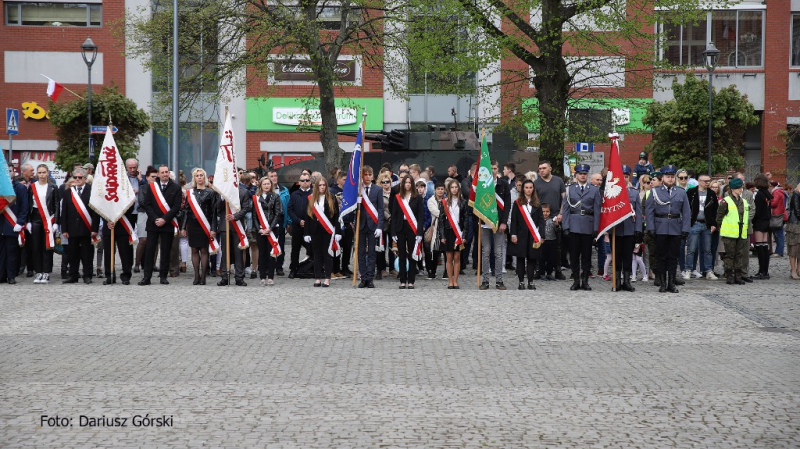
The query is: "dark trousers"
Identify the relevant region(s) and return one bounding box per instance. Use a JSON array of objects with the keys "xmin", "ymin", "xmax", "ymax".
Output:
[
  {"xmin": 67, "ymin": 236, "xmax": 94, "ymax": 280},
  {"xmin": 656, "ymin": 234, "xmax": 681, "ymax": 275},
  {"xmin": 334, "ymin": 225, "xmax": 354, "ymax": 273},
  {"xmin": 144, "ymin": 231, "xmax": 175, "ymax": 280},
  {"xmin": 358, "ymin": 229, "xmax": 377, "ymax": 281},
  {"xmin": 569, "ymin": 232, "xmax": 593, "ymax": 277},
  {"xmin": 557, "ymin": 228, "xmax": 567, "ymax": 269},
  {"xmin": 290, "ymin": 225, "xmax": 311, "ymax": 271},
  {"xmin": 645, "ymin": 231, "xmax": 658, "ymax": 274},
  {"xmin": 396, "ymin": 228, "xmax": 418, "ymax": 283},
  {"xmin": 30, "ymin": 221, "xmax": 54, "ymax": 273},
  {"xmin": 426, "ymin": 246, "xmax": 442, "ymax": 276},
  {"xmin": 276, "ymin": 227, "xmax": 286, "ymax": 269},
  {"xmin": 613, "ymin": 233, "xmax": 634, "ymax": 273},
  {"xmin": 310, "ymin": 233, "xmax": 333, "ymax": 279},
  {"xmin": 541, "ymin": 239, "xmax": 557, "ymax": 274},
  {"xmin": 218, "ymin": 232, "xmax": 246, "ymax": 281},
  {"xmin": 0, "ymin": 236, "xmax": 19, "ymax": 280},
  {"xmin": 103, "ymin": 232, "xmax": 133, "ymax": 282},
  {"xmin": 516, "ymin": 256, "xmax": 537, "ymax": 282},
  {"xmin": 722, "ymin": 236, "xmax": 747, "ymax": 275},
  {"xmin": 22, "ymin": 230, "xmax": 32, "ymax": 273},
  {"xmin": 461, "ymin": 213, "xmax": 474, "ymax": 269},
  {"xmin": 256, "ymin": 234, "xmax": 277, "ymax": 279}
]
